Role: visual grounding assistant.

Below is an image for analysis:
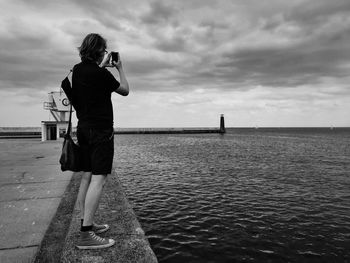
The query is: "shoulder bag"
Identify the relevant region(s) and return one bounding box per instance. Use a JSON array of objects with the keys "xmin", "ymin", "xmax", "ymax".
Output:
[{"xmin": 59, "ymin": 70, "xmax": 81, "ymax": 172}]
